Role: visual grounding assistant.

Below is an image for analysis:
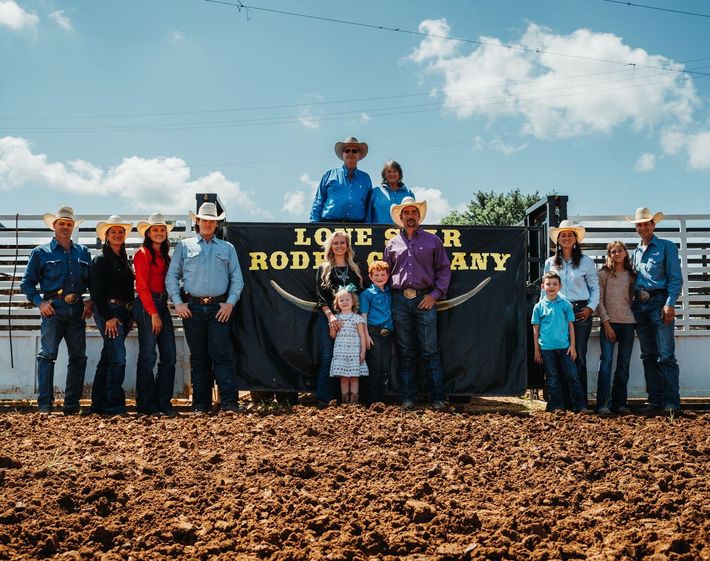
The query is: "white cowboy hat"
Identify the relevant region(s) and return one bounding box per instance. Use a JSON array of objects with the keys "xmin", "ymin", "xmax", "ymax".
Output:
[
  {"xmin": 334, "ymin": 136, "xmax": 368, "ymax": 161},
  {"xmin": 190, "ymin": 202, "xmax": 225, "ymax": 222},
  {"xmin": 549, "ymin": 220, "xmax": 586, "ymax": 244},
  {"xmin": 626, "ymin": 207, "xmax": 664, "ymax": 224},
  {"xmin": 390, "ymin": 197, "xmax": 427, "ymax": 228},
  {"xmin": 96, "ymin": 215, "xmax": 133, "ymax": 241},
  {"xmin": 43, "ymin": 206, "xmax": 83, "ymax": 230},
  {"xmin": 136, "ymin": 212, "xmax": 175, "ymax": 238}
]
